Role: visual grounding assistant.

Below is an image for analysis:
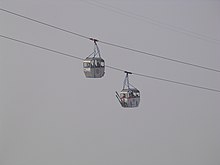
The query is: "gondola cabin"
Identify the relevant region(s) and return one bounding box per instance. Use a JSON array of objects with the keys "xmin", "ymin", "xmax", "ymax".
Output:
[
  {"xmin": 116, "ymin": 89, "xmax": 140, "ymax": 108},
  {"xmin": 83, "ymin": 57, "xmax": 105, "ymax": 78},
  {"xmin": 83, "ymin": 38, "xmax": 105, "ymax": 78},
  {"xmin": 115, "ymin": 71, "xmax": 140, "ymax": 108}
]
